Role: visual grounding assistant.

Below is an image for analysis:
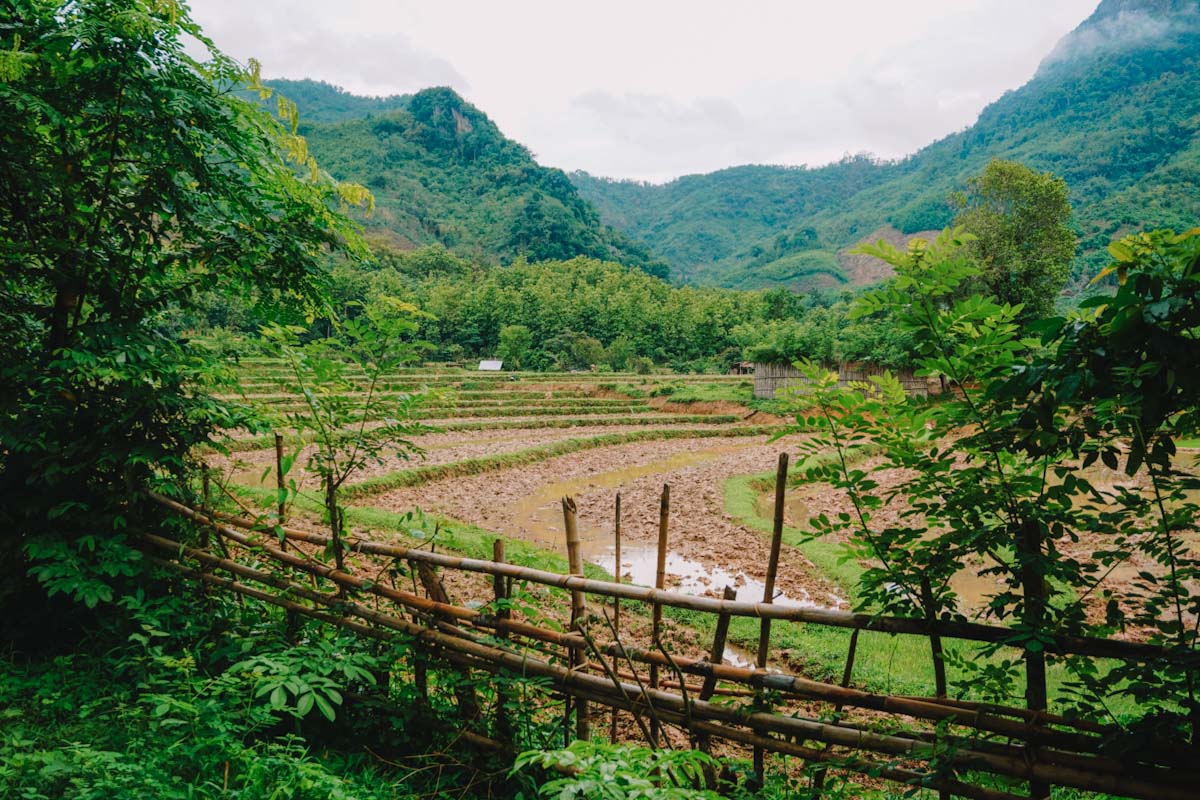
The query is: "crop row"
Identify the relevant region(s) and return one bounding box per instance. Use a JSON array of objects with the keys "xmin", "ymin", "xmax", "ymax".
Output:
[
  {"xmin": 218, "ymin": 414, "xmax": 743, "ymax": 453},
  {"xmin": 341, "ymin": 425, "xmax": 782, "ymax": 498}
]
